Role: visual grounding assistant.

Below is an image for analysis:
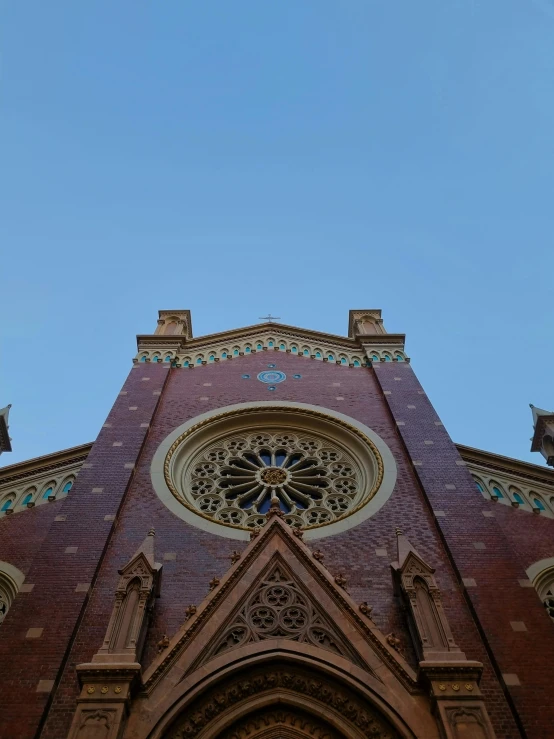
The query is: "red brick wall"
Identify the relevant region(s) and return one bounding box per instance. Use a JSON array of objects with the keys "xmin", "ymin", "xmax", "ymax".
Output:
[
  {"xmin": 0, "ymin": 362, "xmax": 170, "ymax": 739},
  {"xmin": 37, "ymin": 353, "xmax": 518, "ymax": 738},
  {"xmin": 374, "ymin": 360, "xmax": 554, "ymax": 738}
]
